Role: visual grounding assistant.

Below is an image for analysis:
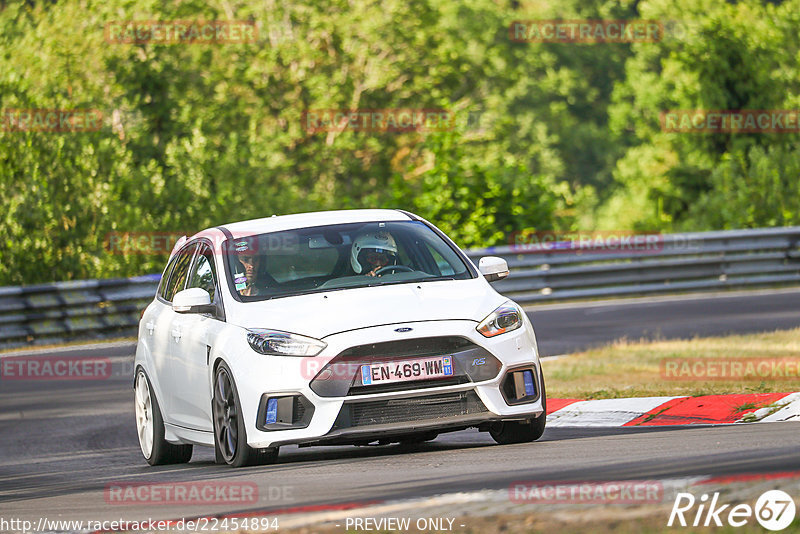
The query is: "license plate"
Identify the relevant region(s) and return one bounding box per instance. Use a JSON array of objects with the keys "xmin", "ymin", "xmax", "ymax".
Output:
[{"xmin": 360, "ymin": 356, "xmax": 454, "ymax": 385}]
